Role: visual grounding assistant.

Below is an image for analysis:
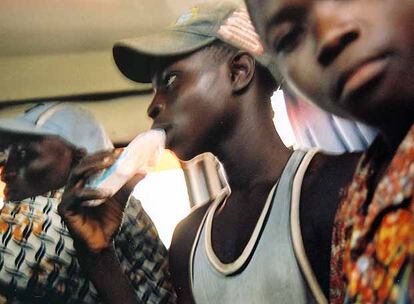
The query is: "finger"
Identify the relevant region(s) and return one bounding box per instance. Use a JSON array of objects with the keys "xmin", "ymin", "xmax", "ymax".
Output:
[
  {"xmin": 67, "ymin": 150, "xmax": 119, "ymax": 188},
  {"xmin": 81, "ymin": 149, "xmax": 123, "ymax": 163},
  {"xmin": 74, "ymin": 150, "xmax": 117, "ymax": 175},
  {"xmin": 125, "ymin": 172, "xmax": 147, "ymax": 192},
  {"xmin": 59, "ymin": 188, "xmax": 110, "ymax": 215},
  {"xmin": 114, "ymin": 172, "xmax": 147, "ymax": 204},
  {"xmin": 71, "ymin": 161, "xmax": 115, "ymax": 189}
]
